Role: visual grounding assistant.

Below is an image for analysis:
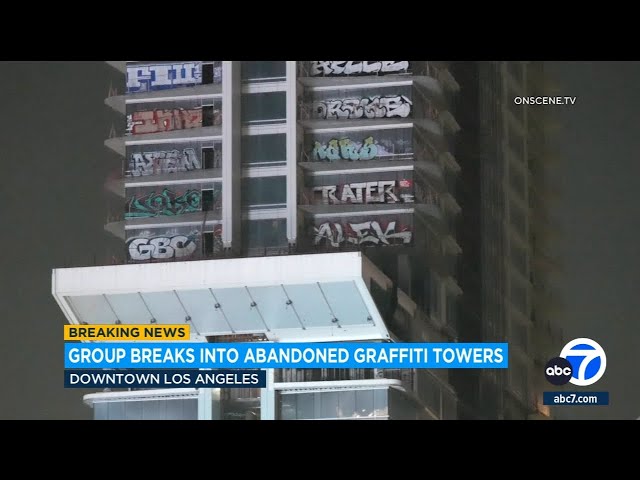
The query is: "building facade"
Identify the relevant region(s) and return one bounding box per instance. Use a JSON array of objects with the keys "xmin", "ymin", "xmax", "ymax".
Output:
[
  {"xmin": 450, "ymin": 61, "xmax": 562, "ymax": 419},
  {"xmin": 52, "ymin": 61, "xmax": 464, "ymax": 420}
]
